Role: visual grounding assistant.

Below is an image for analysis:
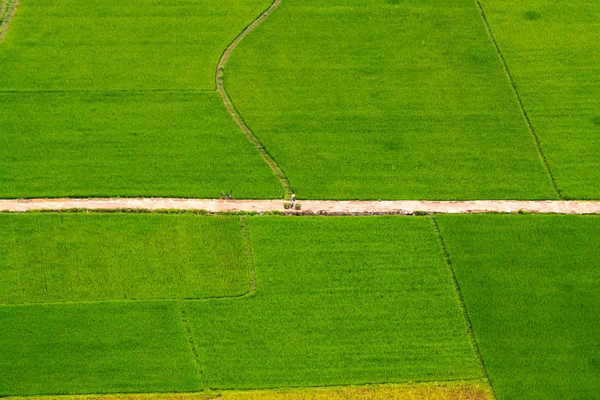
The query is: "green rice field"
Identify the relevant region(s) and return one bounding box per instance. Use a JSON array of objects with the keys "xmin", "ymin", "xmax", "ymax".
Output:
[
  {"xmin": 0, "ymin": 213, "xmax": 598, "ymax": 399},
  {"xmin": 479, "ymin": 0, "xmax": 600, "ymax": 199},
  {"xmin": 1, "ymin": 0, "xmax": 599, "ymax": 399},
  {"xmin": 437, "ymin": 214, "xmax": 600, "ymax": 399},
  {"xmin": 0, "ymin": 214, "xmax": 250, "ymax": 304}
]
